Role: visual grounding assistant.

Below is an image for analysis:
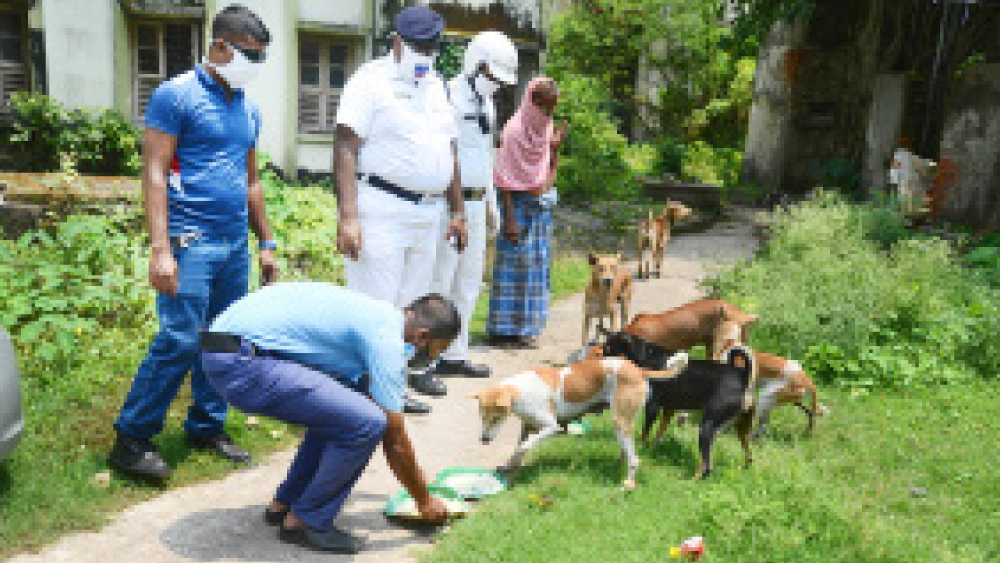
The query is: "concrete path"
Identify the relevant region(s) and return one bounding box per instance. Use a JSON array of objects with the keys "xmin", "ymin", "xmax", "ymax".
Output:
[{"xmin": 6, "ymin": 215, "xmax": 757, "ymax": 563}]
